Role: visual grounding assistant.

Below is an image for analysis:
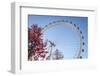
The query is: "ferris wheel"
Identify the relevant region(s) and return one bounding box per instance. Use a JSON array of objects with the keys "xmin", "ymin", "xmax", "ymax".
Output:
[{"xmin": 42, "ymin": 20, "xmax": 86, "ymax": 59}]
